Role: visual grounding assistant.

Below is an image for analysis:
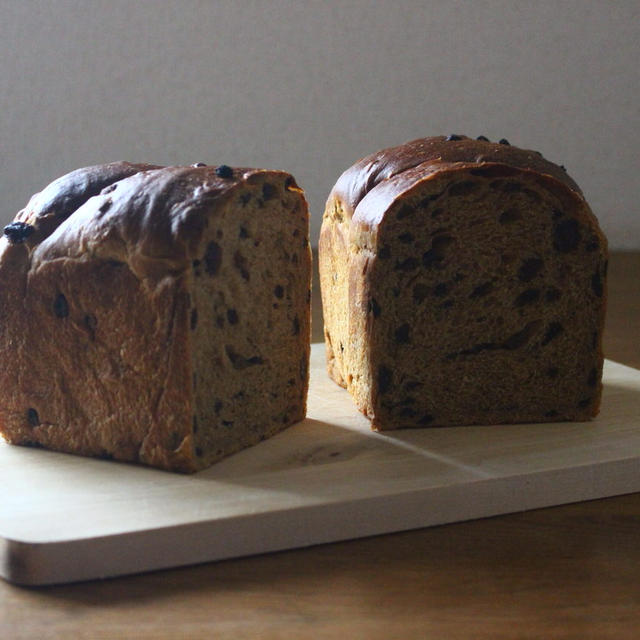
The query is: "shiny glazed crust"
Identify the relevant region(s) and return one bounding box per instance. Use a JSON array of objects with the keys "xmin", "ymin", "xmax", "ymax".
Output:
[
  {"xmin": 320, "ymin": 136, "xmax": 608, "ymax": 429},
  {"xmin": 0, "ymin": 163, "xmax": 311, "ymax": 472}
]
